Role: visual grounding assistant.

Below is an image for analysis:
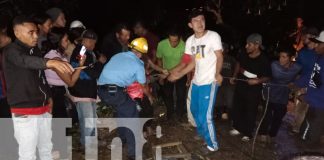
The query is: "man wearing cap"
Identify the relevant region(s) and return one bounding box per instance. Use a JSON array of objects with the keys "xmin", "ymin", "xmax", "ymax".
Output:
[
  {"xmin": 97, "ymin": 37, "xmax": 149, "ymax": 160},
  {"xmin": 229, "ymin": 33, "xmax": 271, "ymax": 142},
  {"xmin": 300, "ymin": 31, "xmax": 324, "ymax": 149},
  {"xmin": 292, "ymin": 27, "xmax": 319, "ymax": 134},
  {"xmin": 68, "ymin": 29, "xmax": 105, "ymax": 153}
]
